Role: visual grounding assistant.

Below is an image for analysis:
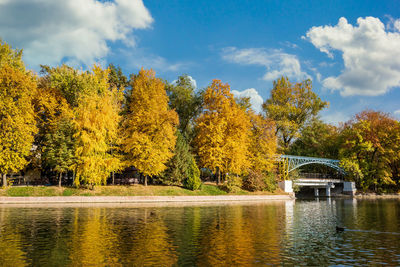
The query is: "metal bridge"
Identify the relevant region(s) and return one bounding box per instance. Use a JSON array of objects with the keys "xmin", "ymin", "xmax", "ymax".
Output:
[
  {"xmin": 279, "ymin": 155, "xmax": 345, "ymax": 174},
  {"xmin": 277, "ymin": 155, "xmax": 354, "ymax": 197}
]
